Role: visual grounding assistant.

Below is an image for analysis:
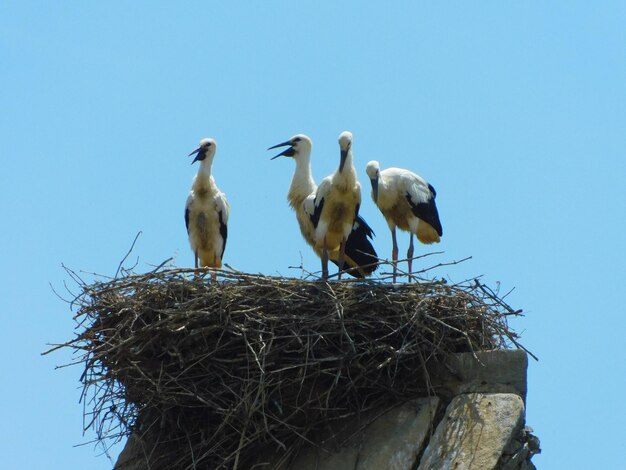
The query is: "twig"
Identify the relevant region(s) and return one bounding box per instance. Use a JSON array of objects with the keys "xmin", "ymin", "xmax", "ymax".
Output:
[{"xmin": 115, "ymin": 231, "xmax": 142, "ymax": 279}]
